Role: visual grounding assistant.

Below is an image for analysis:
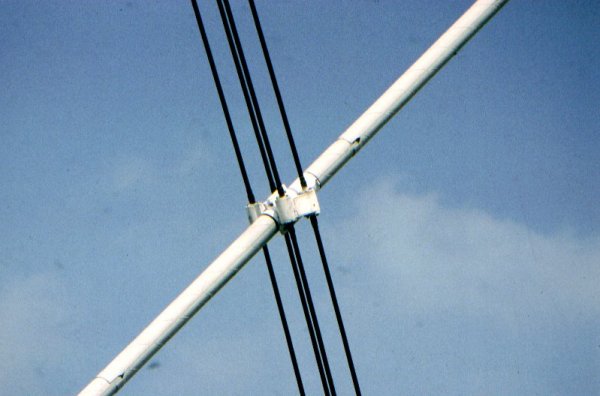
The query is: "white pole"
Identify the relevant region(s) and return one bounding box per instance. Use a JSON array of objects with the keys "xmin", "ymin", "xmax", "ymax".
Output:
[
  {"xmin": 79, "ymin": 1, "xmax": 508, "ymax": 394},
  {"xmin": 296, "ymin": 0, "xmax": 509, "ymax": 191},
  {"xmin": 79, "ymin": 215, "xmax": 278, "ymax": 395}
]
